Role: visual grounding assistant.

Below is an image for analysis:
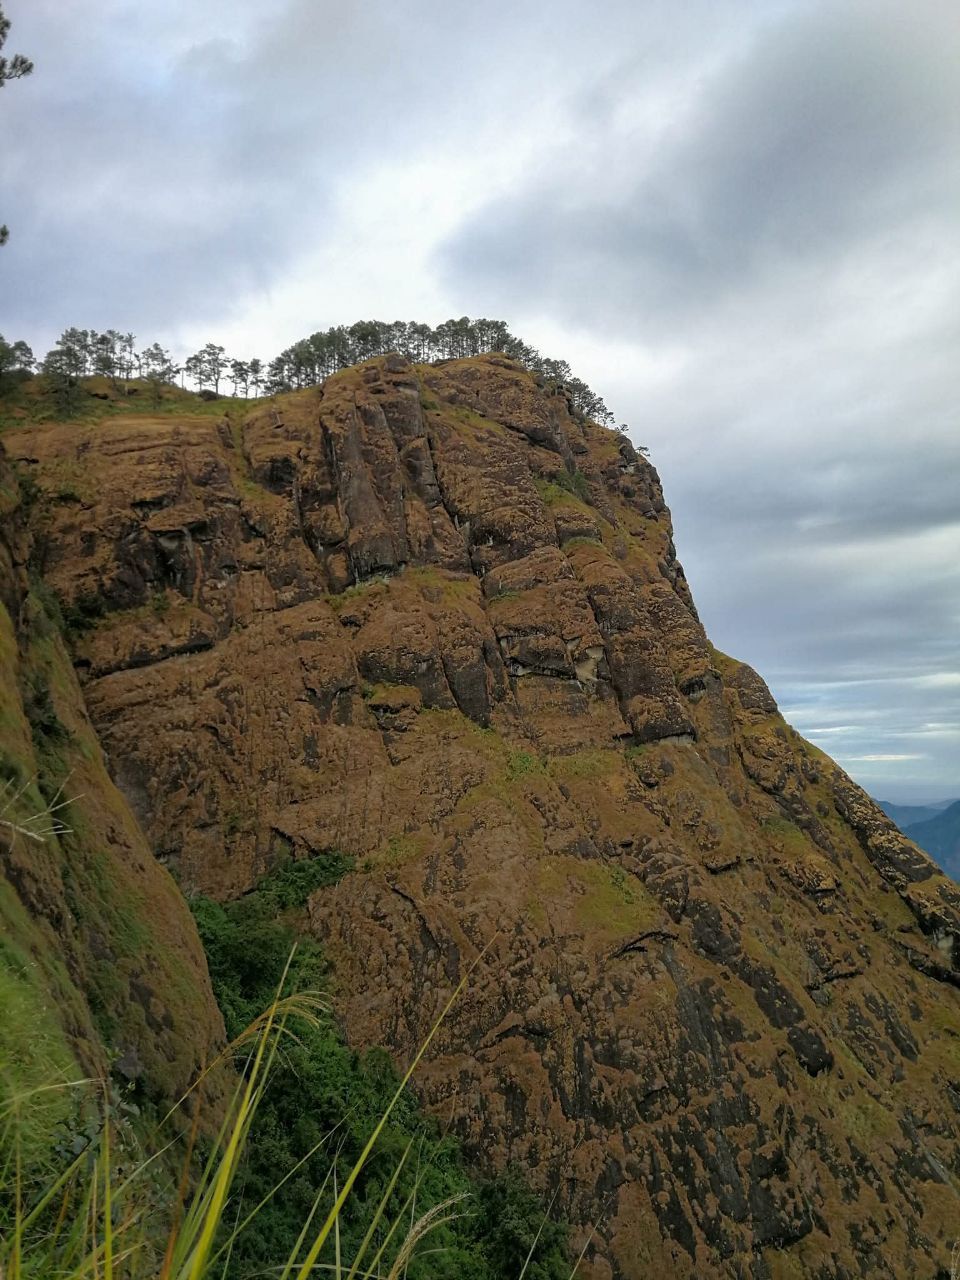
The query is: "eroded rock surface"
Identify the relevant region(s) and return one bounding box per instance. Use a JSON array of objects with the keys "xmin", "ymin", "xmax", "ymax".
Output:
[
  {"xmin": 0, "ymin": 442, "xmax": 224, "ymax": 1105},
  {"xmin": 9, "ymin": 354, "xmax": 960, "ymax": 1278}
]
